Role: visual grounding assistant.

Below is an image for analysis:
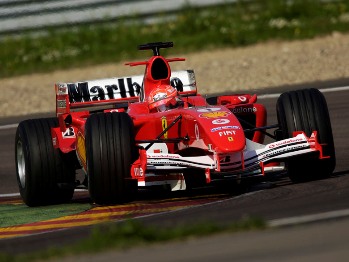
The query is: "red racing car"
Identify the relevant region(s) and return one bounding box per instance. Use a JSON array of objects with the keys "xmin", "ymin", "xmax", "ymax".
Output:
[{"xmin": 15, "ymin": 42, "xmax": 336, "ymax": 206}]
